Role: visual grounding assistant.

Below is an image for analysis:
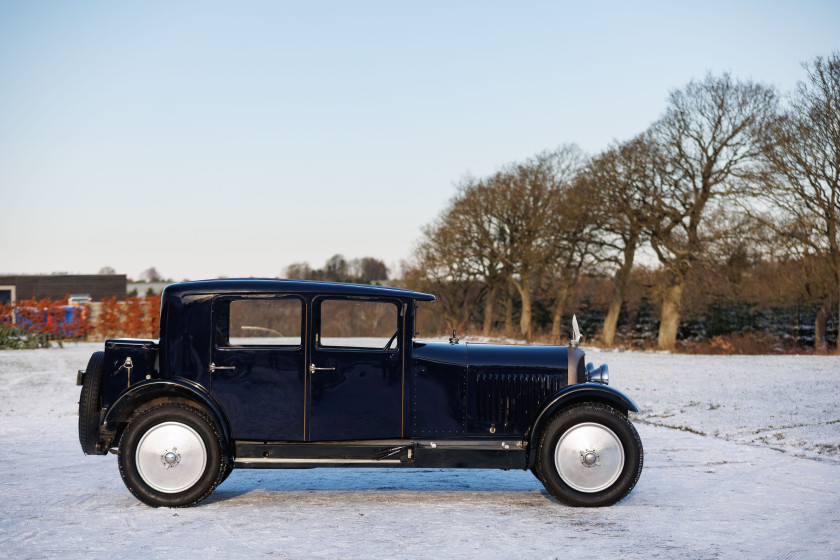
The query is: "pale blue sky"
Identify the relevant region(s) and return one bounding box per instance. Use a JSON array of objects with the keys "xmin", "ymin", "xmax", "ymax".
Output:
[{"xmin": 1, "ymin": 1, "xmax": 838, "ymax": 281}]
